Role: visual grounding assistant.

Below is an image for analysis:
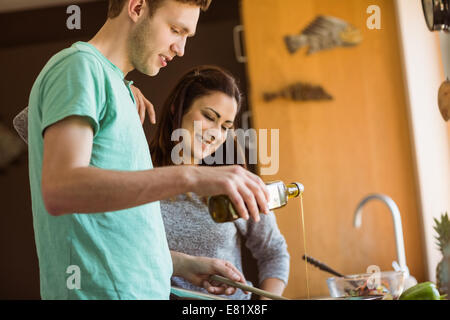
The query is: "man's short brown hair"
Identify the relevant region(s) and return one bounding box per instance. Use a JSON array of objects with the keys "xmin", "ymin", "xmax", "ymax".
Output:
[{"xmin": 108, "ymin": 0, "xmax": 211, "ymax": 19}]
